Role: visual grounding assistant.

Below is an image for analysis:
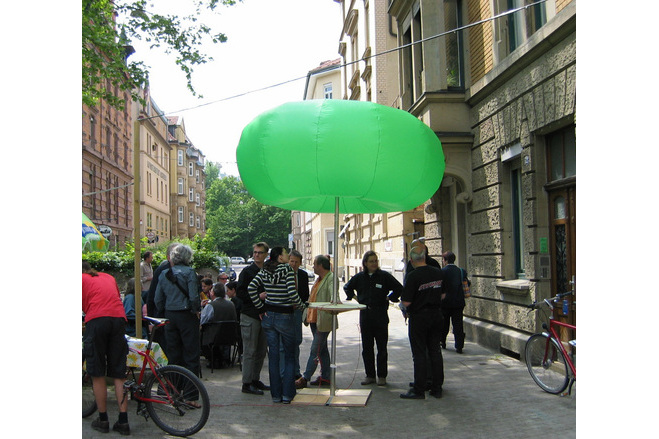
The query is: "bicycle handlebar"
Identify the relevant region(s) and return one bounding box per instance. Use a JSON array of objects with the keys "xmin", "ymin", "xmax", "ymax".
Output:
[
  {"xmin": 527, "ymin": 291, "xmax": 572, "ymax": 309},
  {"xmin": 143, "ymin": 316, "xmax": 169, "ymax": 326}
]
